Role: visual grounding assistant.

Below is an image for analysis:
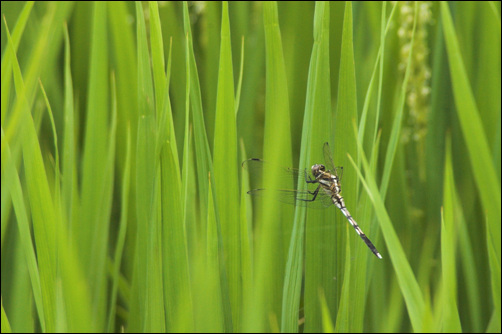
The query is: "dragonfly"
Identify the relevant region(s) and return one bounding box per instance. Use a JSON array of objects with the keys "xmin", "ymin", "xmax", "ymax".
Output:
[{"xmin": 243, "ymin": 142, "xmax": 382, "ymax": 259}]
